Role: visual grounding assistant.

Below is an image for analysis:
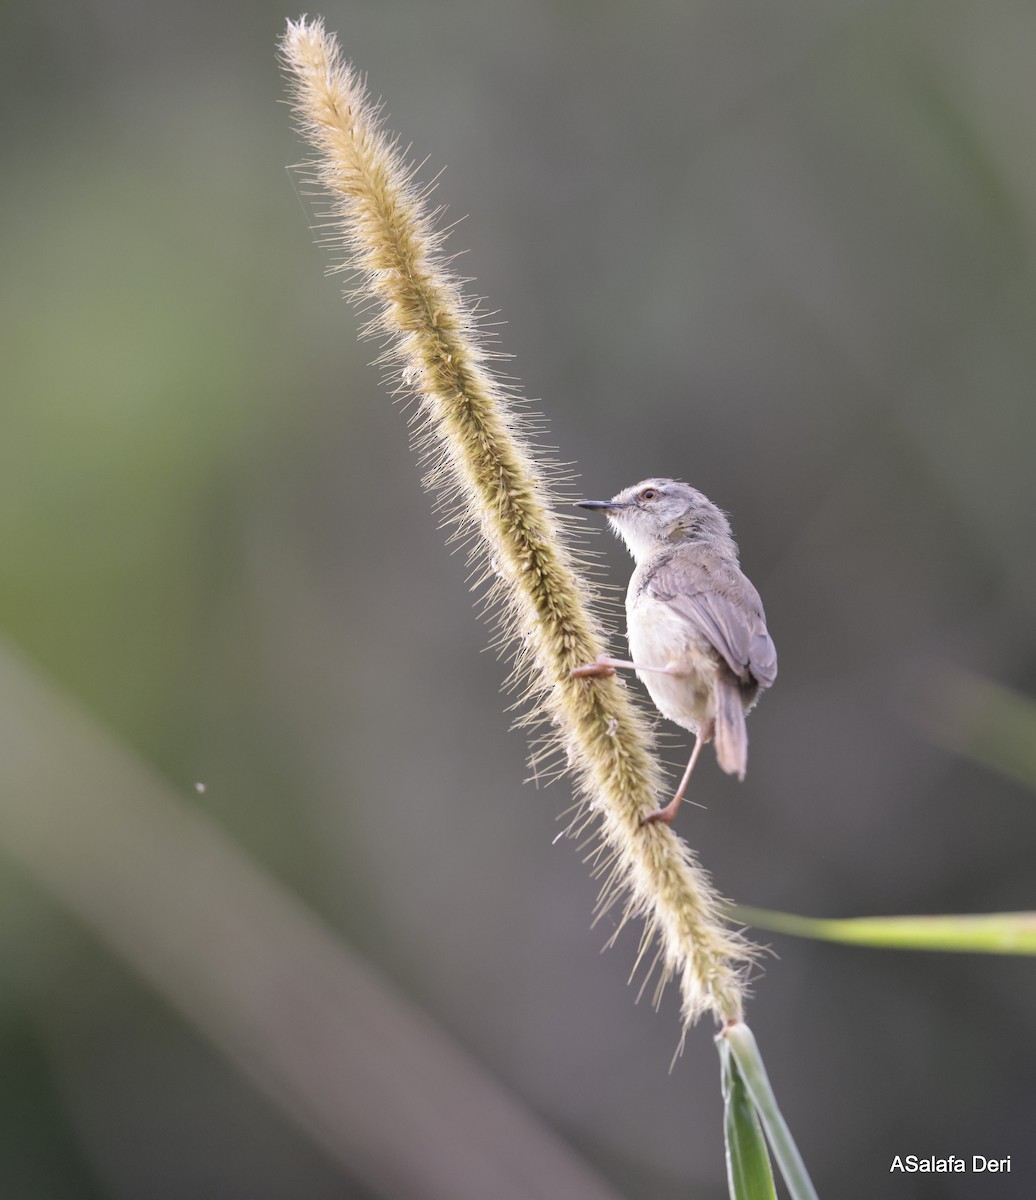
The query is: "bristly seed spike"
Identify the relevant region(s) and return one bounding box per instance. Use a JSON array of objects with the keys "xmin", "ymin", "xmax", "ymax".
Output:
[{"xmin": 280, "ymin": 15, "xmax": 756, "ymax": 1033}]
